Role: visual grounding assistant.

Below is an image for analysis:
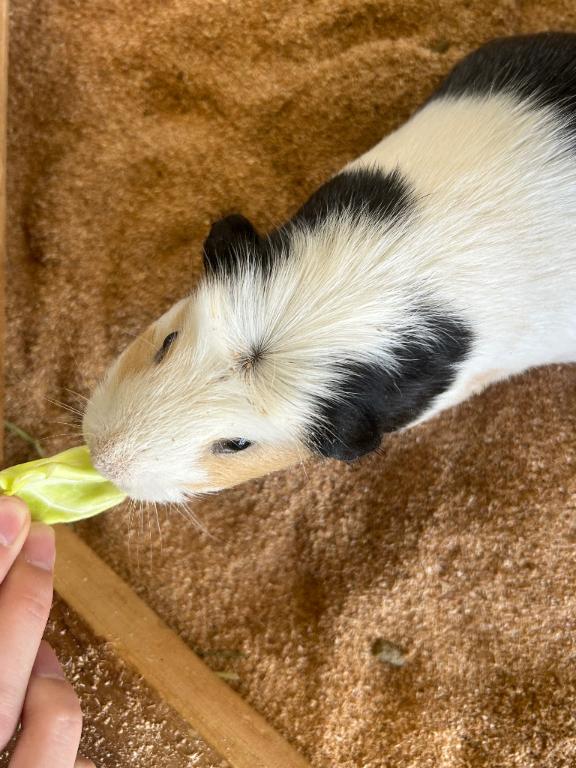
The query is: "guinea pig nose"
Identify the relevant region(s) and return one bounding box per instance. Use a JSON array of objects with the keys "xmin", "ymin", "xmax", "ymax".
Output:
[
  {"xmin": 89, "ymin": 443, "xmax": 129, "ymax": 485},
  {"xmin": 91, "ymin": 452, "xmax": 118, "ymax": 481}
]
